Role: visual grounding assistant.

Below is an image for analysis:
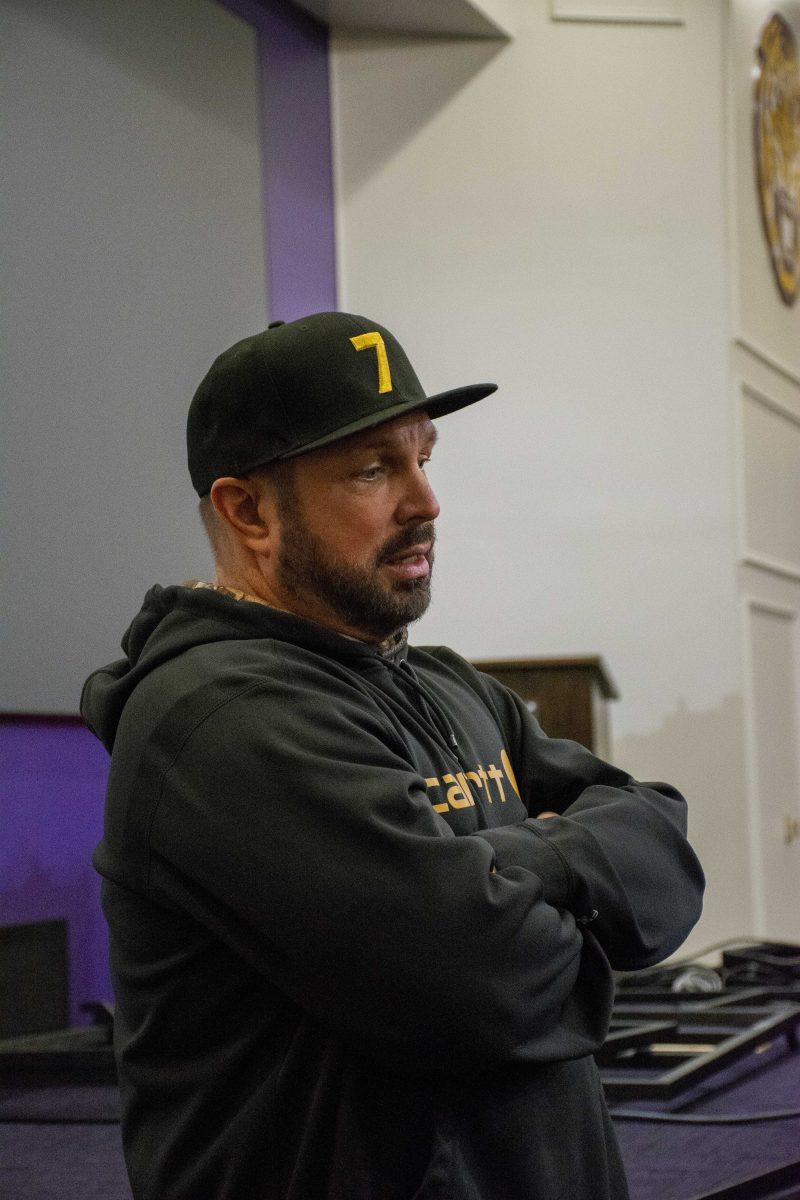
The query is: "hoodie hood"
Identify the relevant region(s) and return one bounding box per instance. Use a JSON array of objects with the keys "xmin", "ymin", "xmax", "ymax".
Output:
[{"xmin": 80, "ymin": 583, "xmax": 408, "ymax": 753}]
